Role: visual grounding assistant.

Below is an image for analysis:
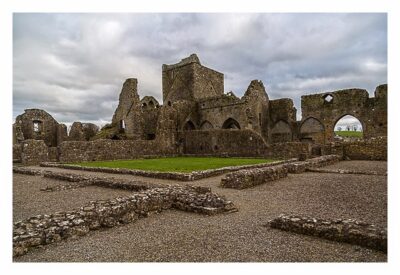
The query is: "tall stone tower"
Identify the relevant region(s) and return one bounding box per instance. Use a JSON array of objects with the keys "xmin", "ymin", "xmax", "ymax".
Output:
[{"xmin": 162, "ymin": 54, "xmax": 224, "ymax": 104}]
